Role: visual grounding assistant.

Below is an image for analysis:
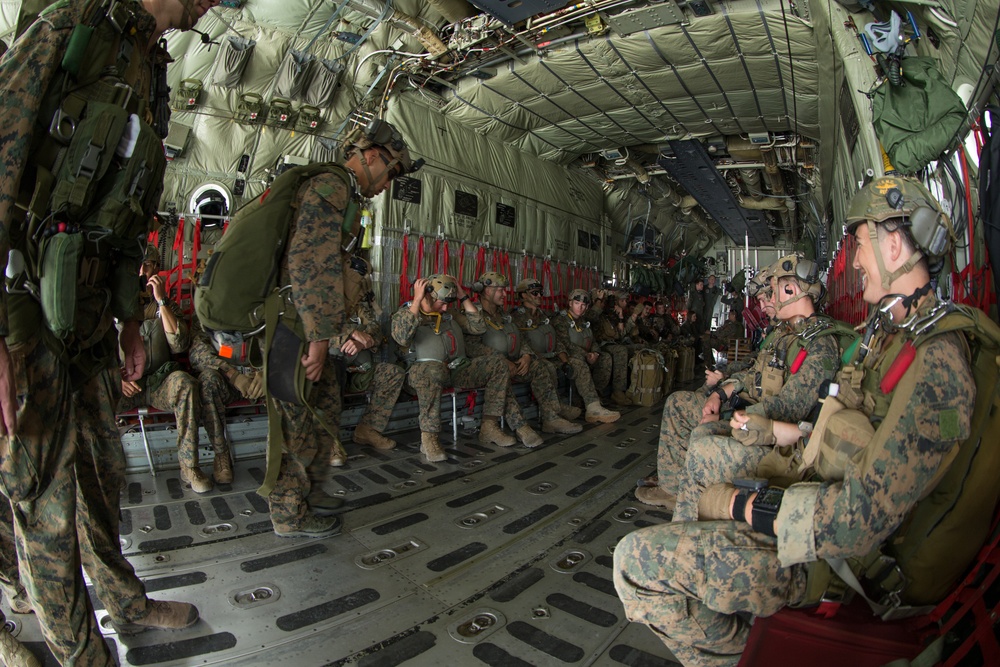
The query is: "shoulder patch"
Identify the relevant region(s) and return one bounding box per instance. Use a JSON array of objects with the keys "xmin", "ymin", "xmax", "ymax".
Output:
[{"xmin": 939, "ymin": 408, "xmax": 960, "ymax": 440}]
